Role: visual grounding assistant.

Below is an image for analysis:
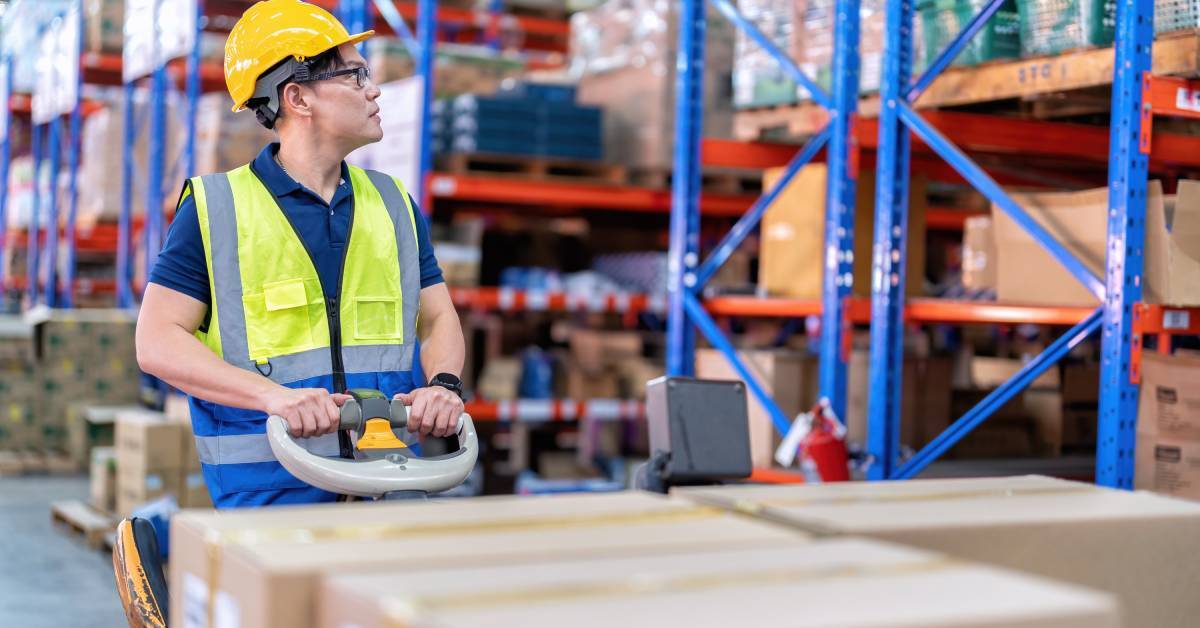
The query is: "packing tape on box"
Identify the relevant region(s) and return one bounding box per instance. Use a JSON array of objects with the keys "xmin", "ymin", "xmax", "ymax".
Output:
[
  {"xmin": 378, "ymin": 556, "xmax": 964, "ymax": 626},
  {"xmin": 725, "ymin": 485, "xmax": 1096, "ymax": 516},
  {"xmin": 200, "ymin": 505, "xmax": 725, "ymax": 628}
]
